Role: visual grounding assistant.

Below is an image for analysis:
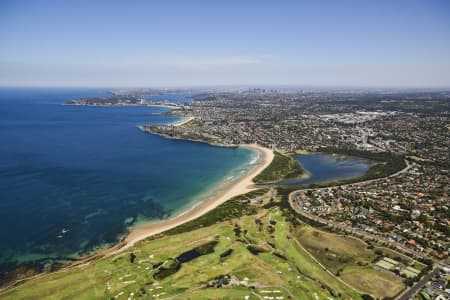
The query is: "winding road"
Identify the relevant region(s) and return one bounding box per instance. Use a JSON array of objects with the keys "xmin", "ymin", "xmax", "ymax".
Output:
[{"xmin": 286, "ymin": 159, "xmax": 449, "ymax": 299}]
